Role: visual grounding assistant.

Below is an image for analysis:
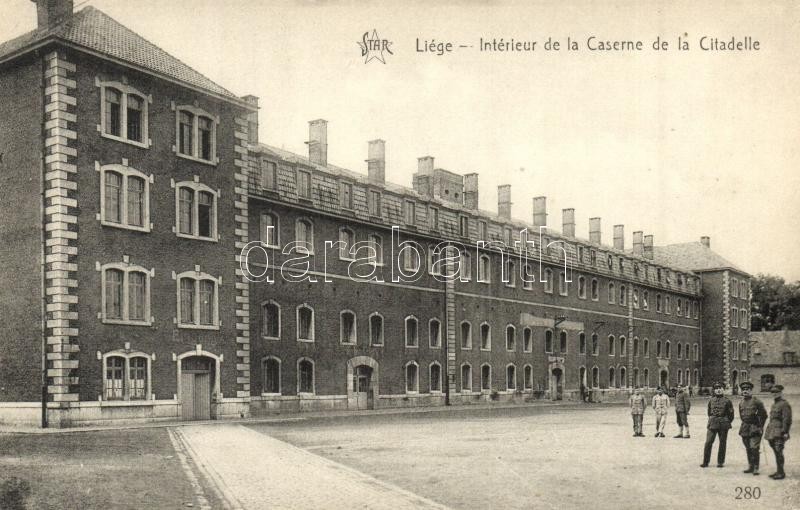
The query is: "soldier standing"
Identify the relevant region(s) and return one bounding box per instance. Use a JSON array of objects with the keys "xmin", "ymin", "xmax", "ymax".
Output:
[
  {"xmin": 738, "ymin": 381, "xmax": 767, "ymax": 475},
  {"xmin": 629, "ymin": 387, "xmax": 647, "ymax": 437},
  {"xmin": 701, "ymin": 382, "xmax": 734, "ymax": 468},
  {"xmin": 652, "ymin": 387, "xmax": 670, "ymax": 437},
  {"xmin": 765, "ymin": 384, "xmax": 792, "ymax": 480},
  {"xmin": 674, "ymin": 385, "xmax": 691, "ymax": 438}
]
